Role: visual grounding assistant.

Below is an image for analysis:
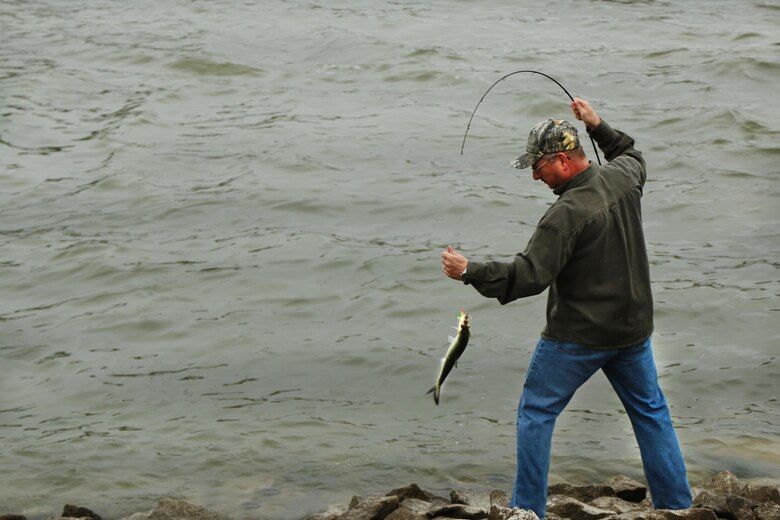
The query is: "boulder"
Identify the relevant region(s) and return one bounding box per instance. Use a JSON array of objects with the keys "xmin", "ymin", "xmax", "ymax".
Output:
[
  {"xmin": 343, "ymin": 495, "xmax": 399, "ymax": 520},
  {"xmin": 302, "ymin": 514, "xmax": 340, "ymax": 520},
  {"xmin": 547, "ymin": 482, "xmax": 615, "ymax": 502},
  {"xmin": 426, "ymin": 504, "xmax": 488, "ymax": 520},
  {"xmin": 383, "ymin": 510, "xmax": 421, "ymax": 520},
  {"xmin": 147, "ymin": 499, "xmax": 230, "ymax": 520},
  {"xmin": 754, "ymin": 504, "xmax": 780, "ymax": 520},
  {"xmin": 701, "ymin": 472, "xmax": 744, "ymax": 496},
  {"xmin": 741, "ymin": 485, "xmax": 780, "ymax": 507},
  {"xmin": 450, "ymin": 490, "xmax": 511, "ymax": 510},
  {"xmin": 487, "ymin": 506, "xmax": 539, "ymax": 520},
  {"xmin": 387, "ymin": 484, "xmax": 448, "ymax": 505},
  {"xmin": 490, "ymin": 491, "xmax": 511, "ymax": 510},
  {"xmin": 609, "ymin": 509, "xmax": 718, "ymax": 520},
  {"xmin": 451, "ymin": 490, "xmax": 491, "ymax": 511},
  {"xmin": 692, "ymin": 491, "xmax": 728, "ymax": 514},
  {"xmin": 397, "ymin": 499, "xmax": 434, "ymax": 516},
  {"xmin": 546, "ymin": 496, "xmax": 615, "ymax": 520},
  {"xmin": 589, "ymin": 496, "xmax": 643, "ymax": 514},
  {"xmin": 62, "ymin": 506, "xmax": 103, "ymax": 520},
  {"xmin": 384, "ymin": 498, "xmax": 434, "ymax": 520},
  {"xmin": 548, "ymin": 484, "xmax": 616, "ymax": 503},
  {"xmin": 606, "ymin": 476, "xmax": 648, "ymax": 503},
  {"xmin": 692, "ymin": 491, "xmax": 762, "ymax": 520}
]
